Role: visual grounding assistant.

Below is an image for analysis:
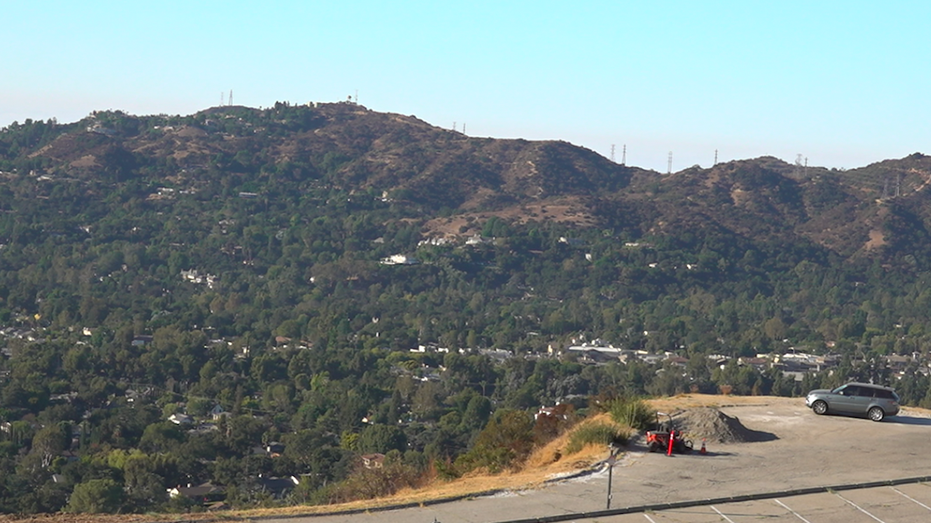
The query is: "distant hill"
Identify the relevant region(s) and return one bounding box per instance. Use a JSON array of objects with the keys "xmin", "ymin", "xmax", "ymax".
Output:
[{"xmin": 6, "ymin": 102, "xmax": 931, "ymax": 264}]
